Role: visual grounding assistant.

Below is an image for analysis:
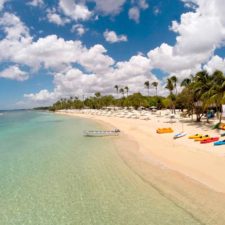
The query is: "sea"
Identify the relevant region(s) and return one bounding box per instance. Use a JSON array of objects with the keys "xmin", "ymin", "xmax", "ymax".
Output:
[{"xmin": 0, "ymin": 110, "xmax": 203, "ymax": 225}]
